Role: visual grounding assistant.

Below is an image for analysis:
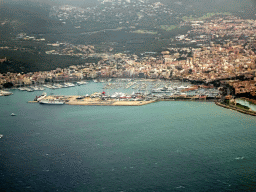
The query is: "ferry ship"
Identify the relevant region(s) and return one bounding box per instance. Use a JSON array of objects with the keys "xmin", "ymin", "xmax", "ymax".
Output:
[{"xmin": 39, "ymin": 99, "xmax": 65, "ymax": 105}]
